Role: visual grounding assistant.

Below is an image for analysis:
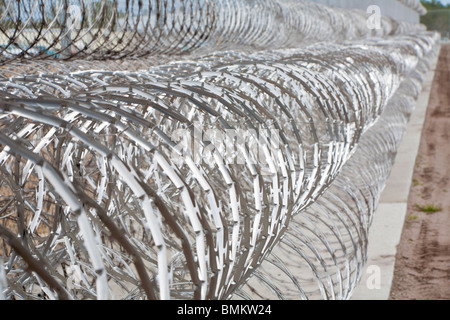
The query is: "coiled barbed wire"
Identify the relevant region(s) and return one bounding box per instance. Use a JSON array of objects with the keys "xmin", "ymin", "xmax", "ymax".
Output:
[
  {"xmin": 0, "ymin": 0, "xmax": 426, "ymax": 63},
  {"xmin": 0, "ymin": 30, "xmax": 440, "ymax": 299},
  {"xmin": 398, "ymin": 0, "xmax": 427, "ymax": 15},
  {"xmin": 0, "ymin": 0, "xmax": 441, "ymax": 300},
  {"xmin": 234, "ymin": 49, "xmax": 438, "ymax": 300}
]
